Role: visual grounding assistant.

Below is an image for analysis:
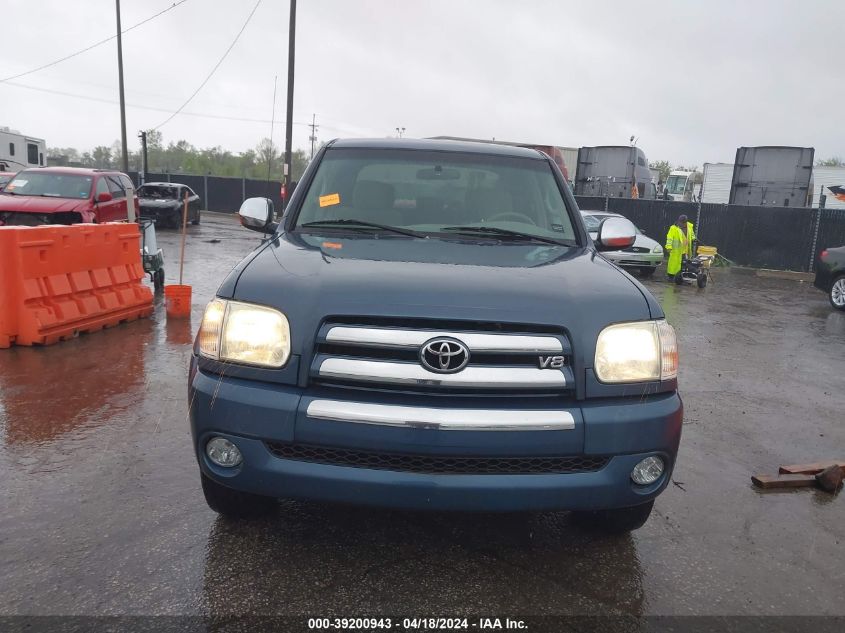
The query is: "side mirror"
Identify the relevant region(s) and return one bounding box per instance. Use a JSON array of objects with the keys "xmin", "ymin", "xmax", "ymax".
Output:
[
  {"xmin": 96, "ymin": 191, "xmax": 113, "ymax": 203},
  {"xmin": 595, "ymin": 217, "xmax": 636, "ymax": 252},
  {"xmin": 239, "ymin": 197, "xmax": 277, "ymax": 233}
]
